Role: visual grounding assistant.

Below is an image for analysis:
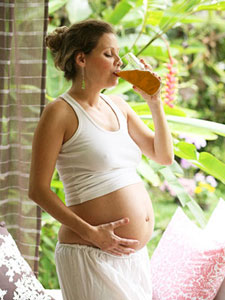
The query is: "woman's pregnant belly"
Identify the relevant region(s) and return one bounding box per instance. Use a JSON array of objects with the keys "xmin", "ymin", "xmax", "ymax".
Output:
[{"xmin": 58, "ymin": 182, "xmax": 154, "ymax": 250}]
